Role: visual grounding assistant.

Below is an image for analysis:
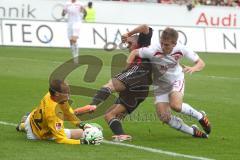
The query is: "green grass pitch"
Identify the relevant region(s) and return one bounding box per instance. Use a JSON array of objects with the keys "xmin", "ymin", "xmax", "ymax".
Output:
[{"xmin": 0, "ymin": 46, "xmax": 240, "ymax": 160}]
